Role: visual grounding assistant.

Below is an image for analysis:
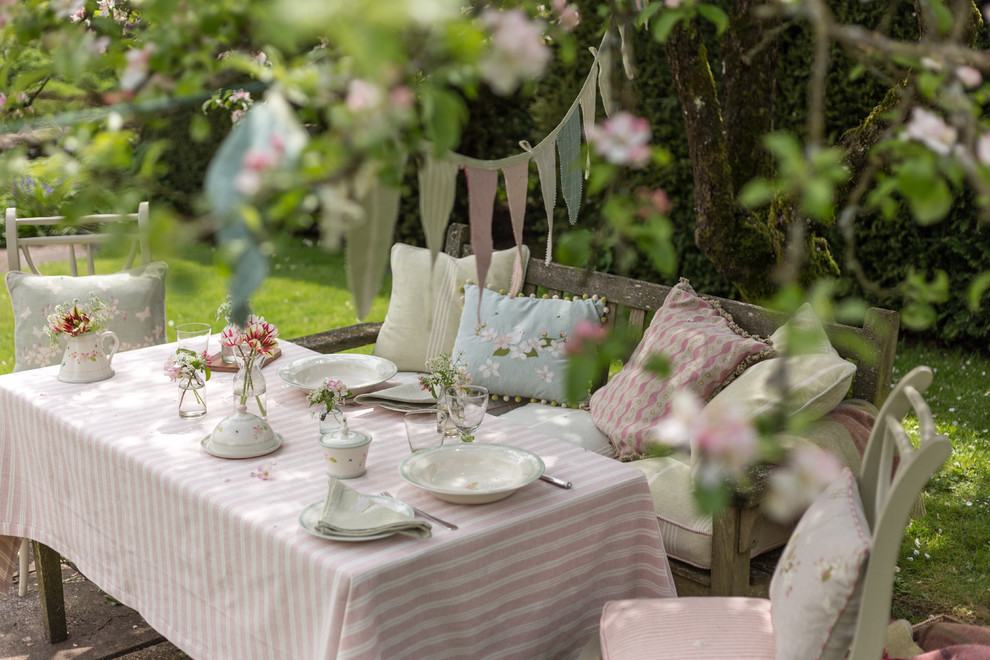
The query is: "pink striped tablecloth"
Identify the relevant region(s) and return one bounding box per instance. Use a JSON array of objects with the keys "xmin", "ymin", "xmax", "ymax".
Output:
[{"xmin": 0, "ymin": 340, "xmax": 676, "ymax": 659}]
